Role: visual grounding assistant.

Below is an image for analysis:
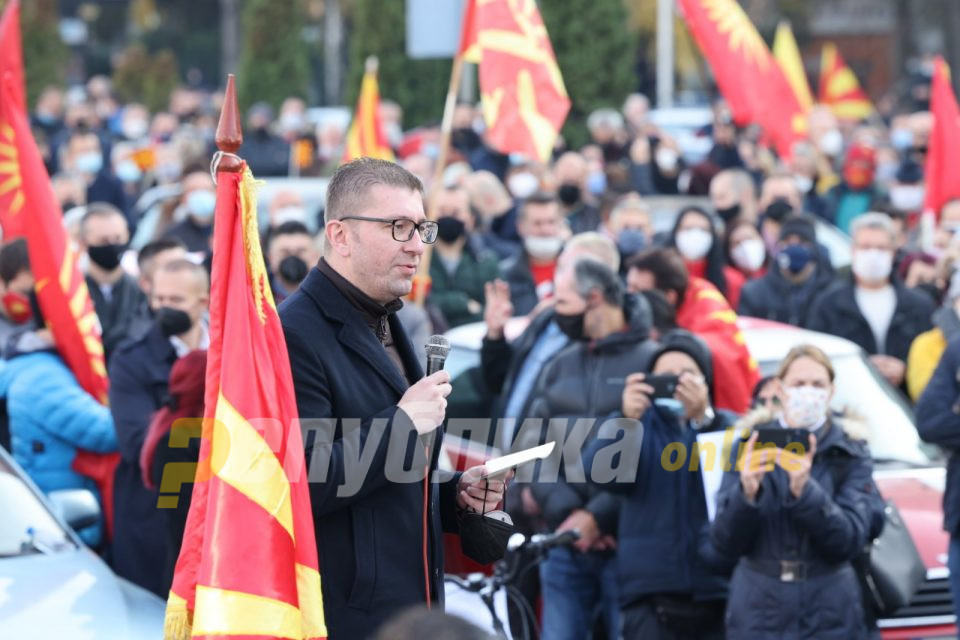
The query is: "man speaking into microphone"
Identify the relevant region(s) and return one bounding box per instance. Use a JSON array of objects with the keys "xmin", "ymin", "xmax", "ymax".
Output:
[{"xmin": 279, "ymin": 158, "xmax": 507, "ymax": 639}]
